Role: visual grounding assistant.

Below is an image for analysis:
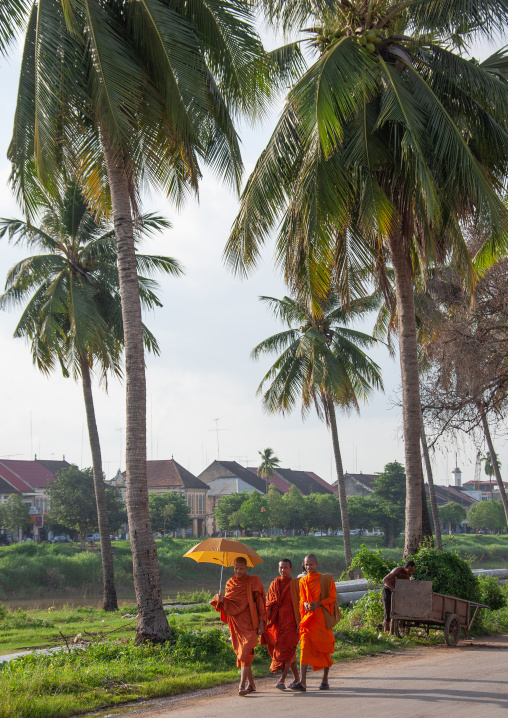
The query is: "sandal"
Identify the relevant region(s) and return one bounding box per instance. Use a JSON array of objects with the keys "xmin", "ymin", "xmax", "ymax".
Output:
[
  {"xmin": 319, "ymin": 683, "xmax": 330, "ymax": 690},
  {"xmin": 238, "ymin": 687, "xmax": 249, "ymax": 696},
  {"xmin": 289, "ymin": 682, "xmax": 306, "ymax": 692},
  {"xmin": 246, "ymin": 683, "xmax": 256, "ymax": 693},
  {"xmin": 275, "ymin": 682, "xmax": 286, "ymax": 690}
]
